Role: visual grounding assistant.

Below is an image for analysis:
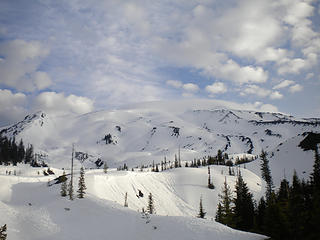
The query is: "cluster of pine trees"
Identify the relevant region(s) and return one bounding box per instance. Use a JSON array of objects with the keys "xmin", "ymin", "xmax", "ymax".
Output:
[
  {"xmin": 0, "ymin": 136, "xmax": 36, "ymax": 166},
  {"xmin": 117, "ymin": 149, "xmax": 249, "ymax": 174},
  {"xmin": 151, "ymin": 154, "xmax": 182, "ymax": 172},
  {"xmin": 186, "ymin": 150, "xmax": 253, "ymax": 168},
  {"xmin": 215, "ymin": 173, "xmax": 254, "ymax": 231},
  {"xmin": 185, "ymin": 150, "xmax": 229, "ymax": 167},
  {"xmin": 215, "ymin": 149, "xmax": 320, "ymax": 240},
  {"xmin": 60, "ymin": 167, "xmax": 87, "ymax": 200}
]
